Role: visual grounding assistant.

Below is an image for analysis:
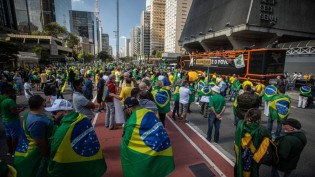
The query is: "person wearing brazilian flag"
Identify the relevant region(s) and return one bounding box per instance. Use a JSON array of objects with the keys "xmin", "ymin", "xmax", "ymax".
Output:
[
  {"xmin": 151, "ymin": 81, "xmax": 171, "ymax": 127},
  {"xmin": 263, "ymin": 80, "xmax": 278, "ymax": 117},
  {"xmin": 199, "ymin": 83, "xmax": 212, "ymax": 118},
  {"xmin": 268, "ymin": 86, "xmax": 291, "ymax": 137},
  {"xmin": 121, "ymin": 97, "xmax": 175, "ymax": 177},
  {"xmin": 234, "ymin": 108, "xmax": 271, "ymax": 177},
  {"xmin": 298, "ymin": 84, "xmax": 312, "ymax": 109},
  {"xmin": 46, "ymin": 99, "xmax": 106, "ymax": 177},
  {"xmin": 14, "ymin": 95, "xmax": 54, "ymax": 177}
]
